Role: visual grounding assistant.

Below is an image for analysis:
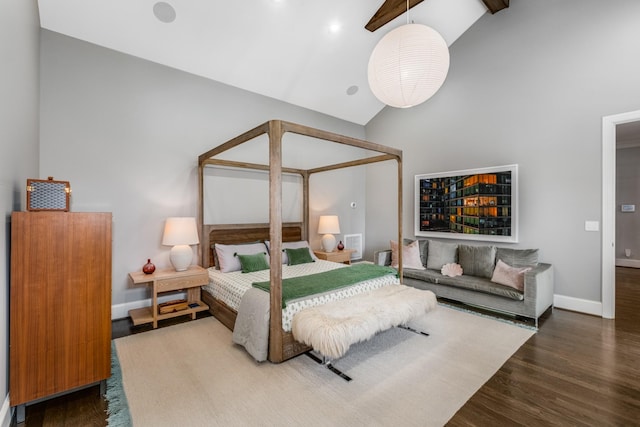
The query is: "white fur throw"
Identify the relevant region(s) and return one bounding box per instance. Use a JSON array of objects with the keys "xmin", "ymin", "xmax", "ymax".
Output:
[{"xmin": 292, "ymin": 285, "xmax": 437, "ymax": 360}]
